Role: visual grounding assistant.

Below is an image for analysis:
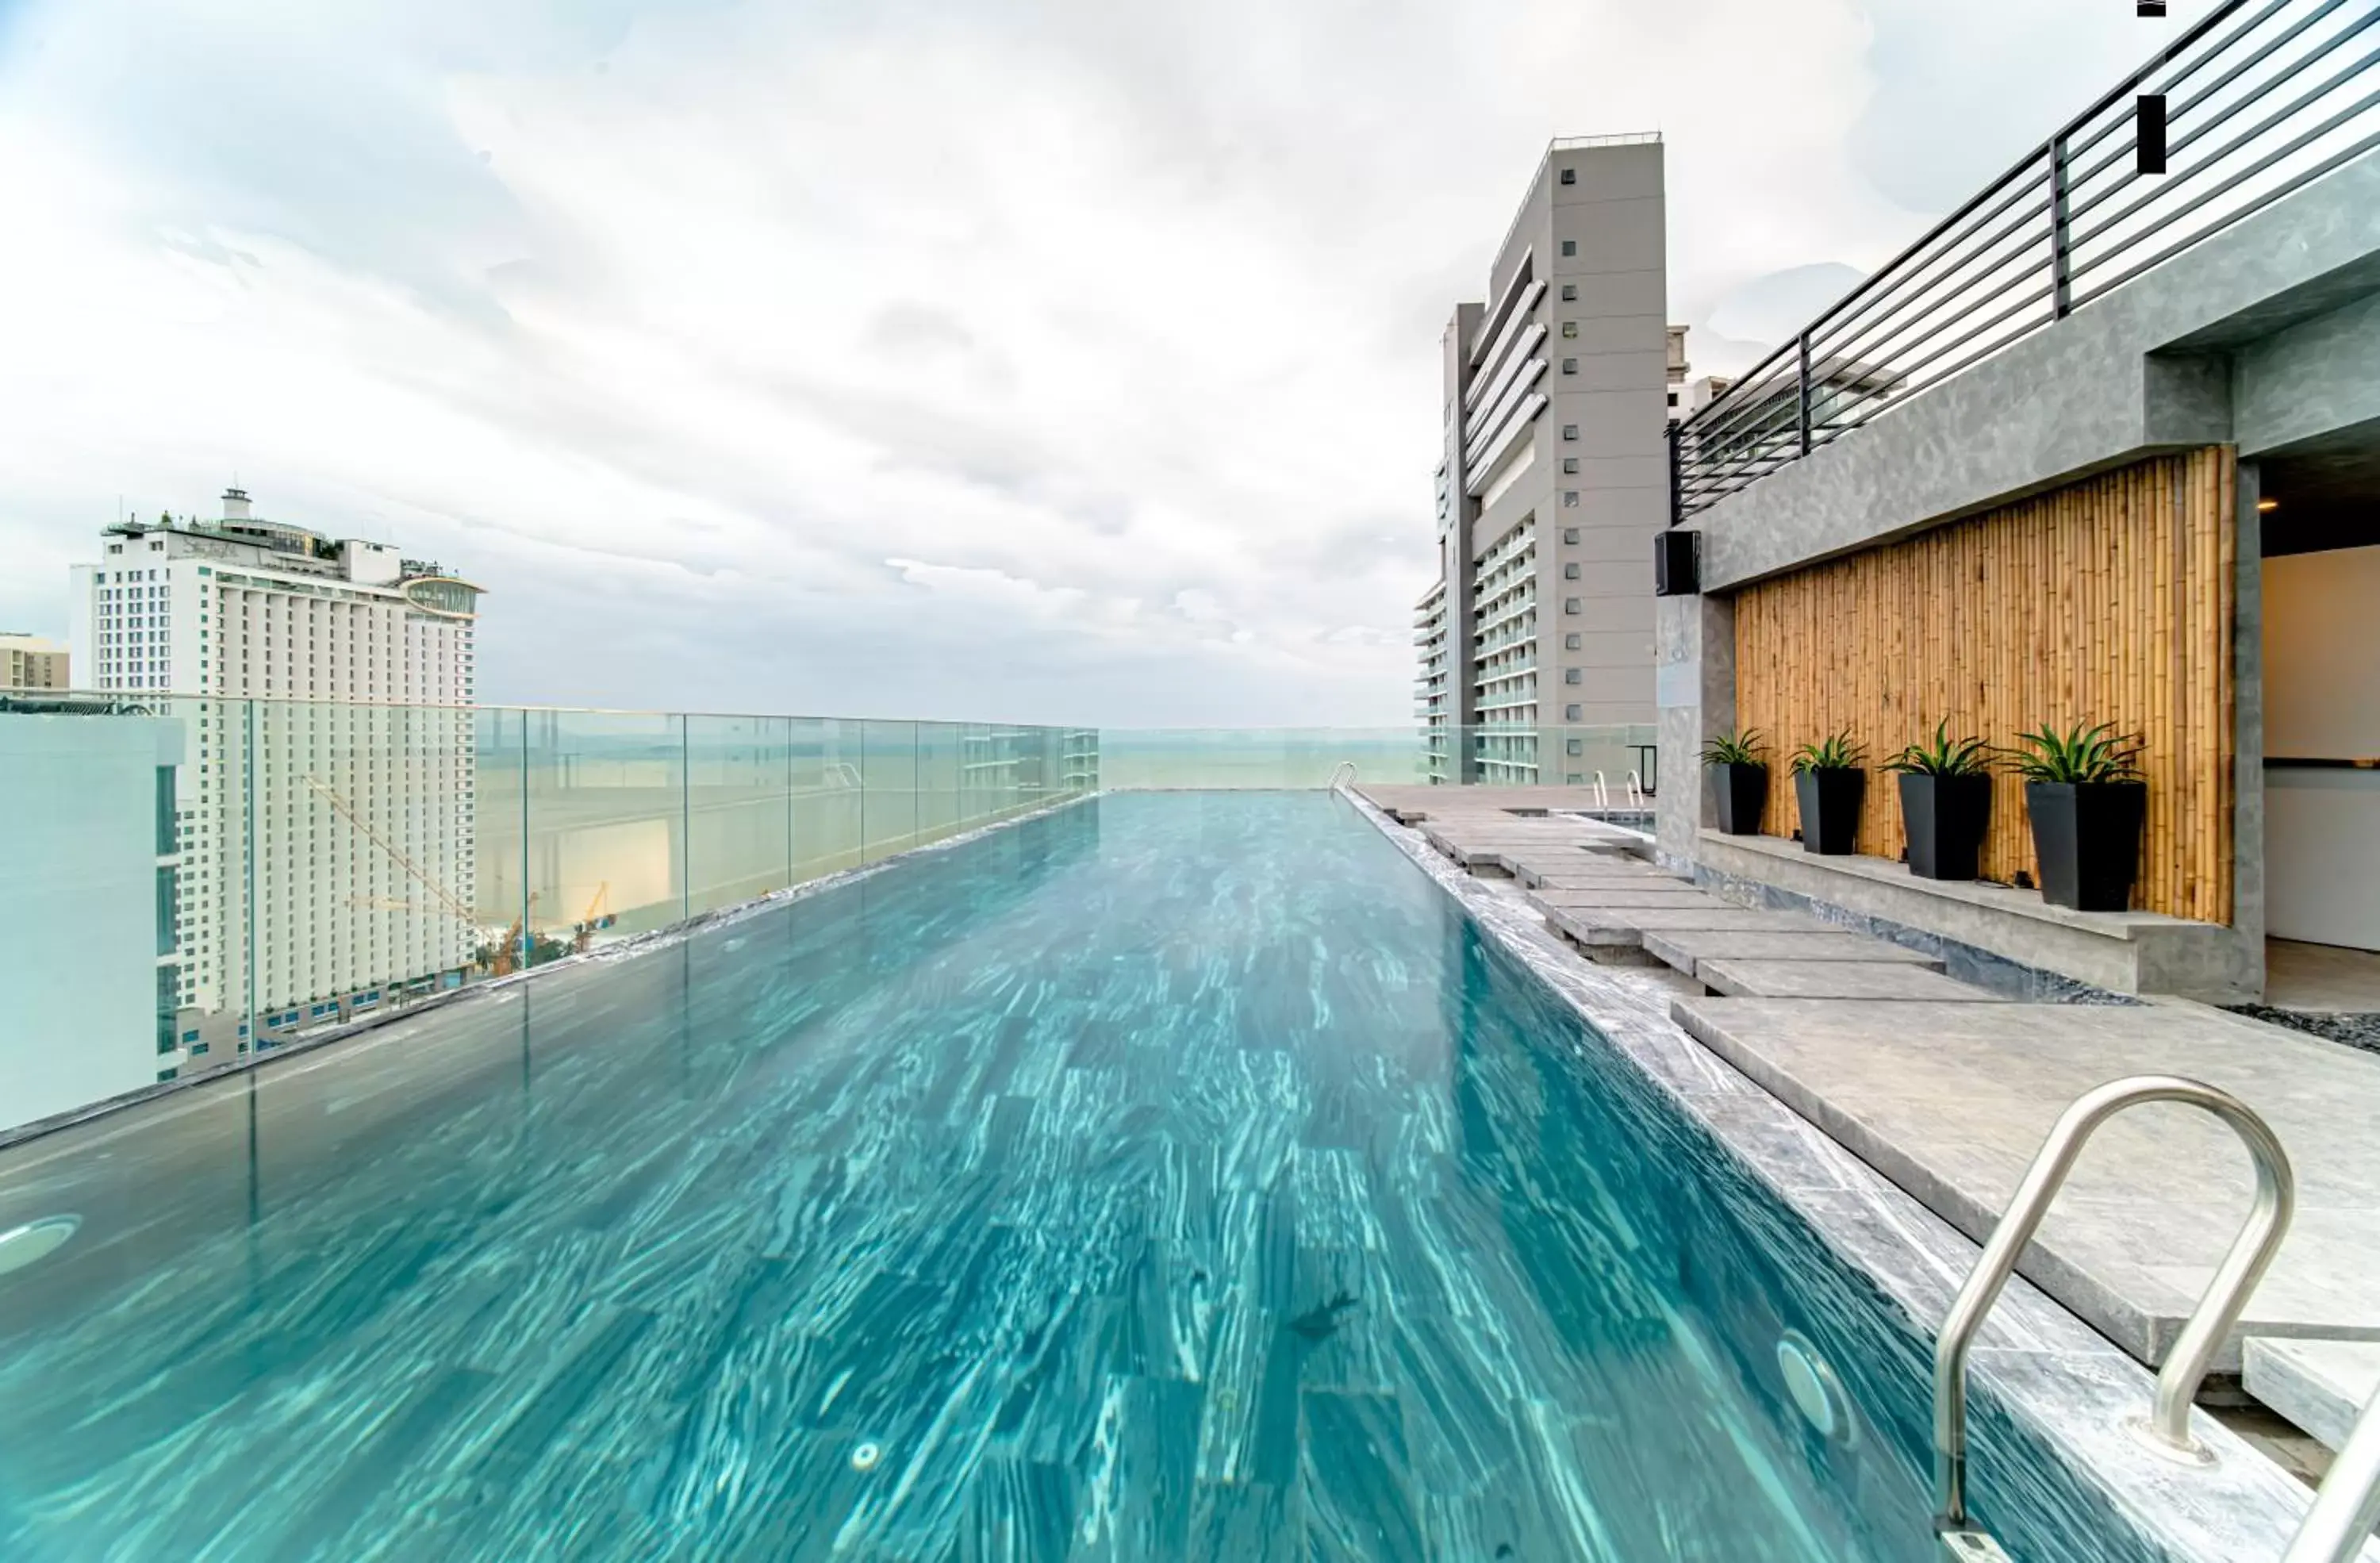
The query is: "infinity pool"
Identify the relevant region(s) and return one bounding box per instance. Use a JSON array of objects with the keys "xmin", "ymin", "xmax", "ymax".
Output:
[{"xmin": 0, "ymin": 793, "xmax": 1956, "ymax": 1559}]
